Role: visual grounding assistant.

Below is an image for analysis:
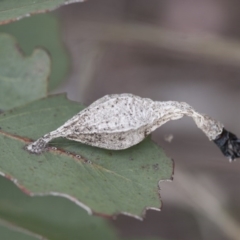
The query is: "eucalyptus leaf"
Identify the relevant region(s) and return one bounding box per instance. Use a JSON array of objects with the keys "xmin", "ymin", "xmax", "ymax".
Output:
[
  {"xmin": 0, "ymin": 173, "xmax": 165, "ymax": 240},
  {"xmin": 0, "ymin": 14, "xmax": 69, "ymax": 91},
  {"xmin": 0, "ymin": 0, "xmax": 84, "ymax": 25},
  {"xmin": 0, "ymin": 94, "xmax": 173, "ymax": 218},
  {"xmin": 0, "ymin": 33, "xmax": 49, "ymax": 110},
  {"xmin": 0, "ymin": 176, "xmax": 117, "ymax": 240},
  {"xmin": 0, "ymin": 224, "xmax": 40, "ymax": 240}
]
